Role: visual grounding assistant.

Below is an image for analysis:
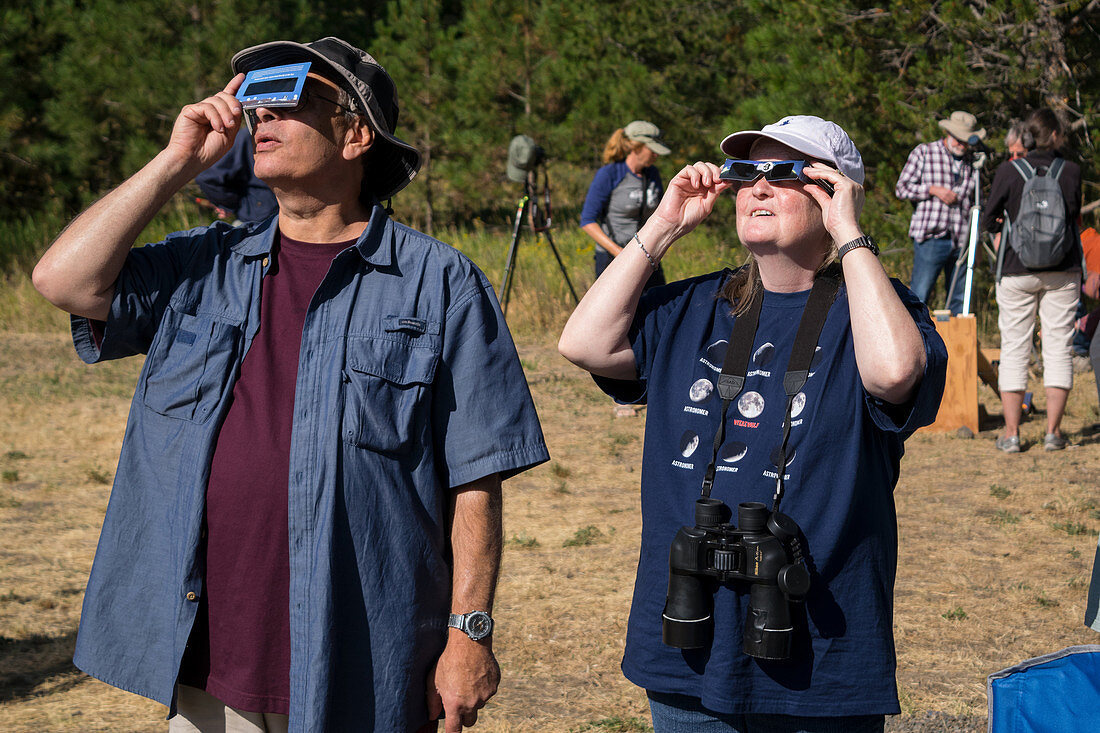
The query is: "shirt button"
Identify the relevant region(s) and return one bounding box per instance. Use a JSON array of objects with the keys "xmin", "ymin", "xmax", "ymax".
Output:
[
  {"xmin": 186, "ymin": 591, "xmax": 198, "ymax": 601},
  {"xmin": 262, "ymin": 257, "xmax": 269, "ymax": 267}
]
